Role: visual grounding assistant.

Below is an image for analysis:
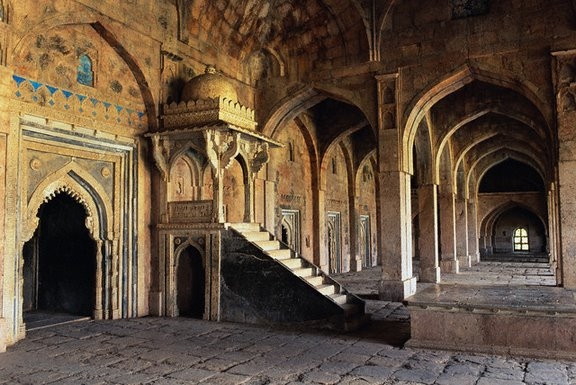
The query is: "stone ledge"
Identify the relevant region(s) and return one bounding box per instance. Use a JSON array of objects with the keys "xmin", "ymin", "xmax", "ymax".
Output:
[{"xmin": 404, "ymin": 285, "xmax": 576, "ymax": 359}]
